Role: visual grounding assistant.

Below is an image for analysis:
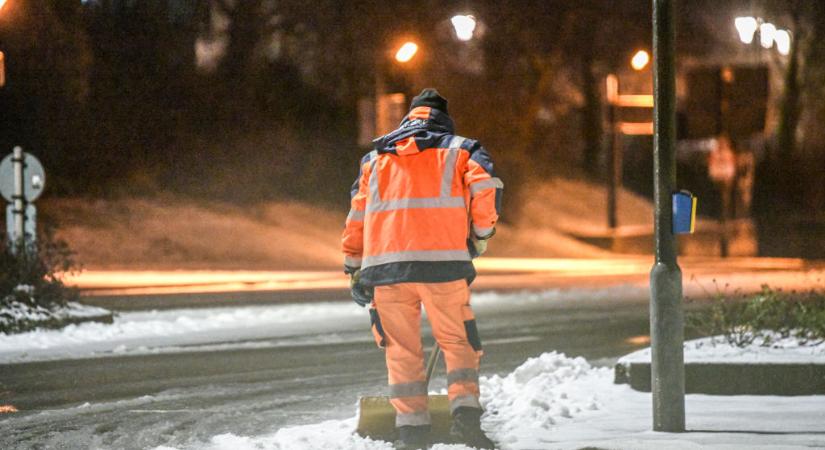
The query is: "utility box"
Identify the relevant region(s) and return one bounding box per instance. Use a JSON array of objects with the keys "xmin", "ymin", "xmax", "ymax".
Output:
[{"xmin": 673, "ymin": 190, "xmax": 697, "ymax": 234}]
